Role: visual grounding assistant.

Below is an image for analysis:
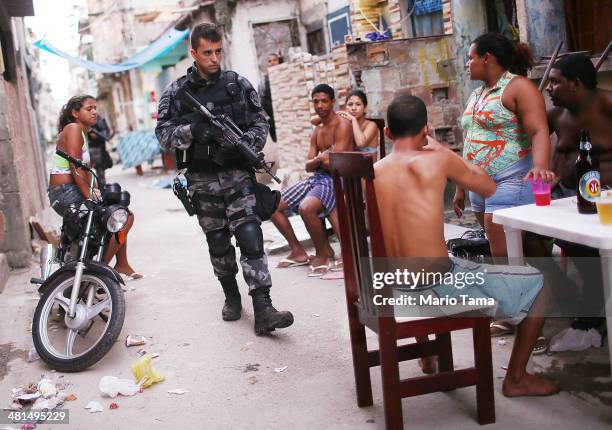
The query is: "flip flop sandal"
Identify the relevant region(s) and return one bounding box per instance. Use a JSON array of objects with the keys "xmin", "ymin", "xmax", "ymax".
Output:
[
  {"xmin": 308, "ymin": 264, "xmax": 330, "ymax": 277},
  {"xmin": 121, "ymin": 272, "xmax": 145, "ymax": 282},
  {"xmin": 277, "ymin": 258, "xmax": 310, "ymax": 268},
  {"xmin": 490, "ymin": 322, "xmax": 514, "ymax": 337},
  {"xmin": 532, "ymin": 336, "xmax": 548, "ymax": 355},
  {"xmin": 330, "ymin": 260, "xmax": 344, "ymax": 272}
]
